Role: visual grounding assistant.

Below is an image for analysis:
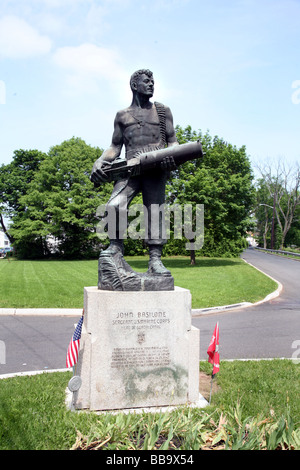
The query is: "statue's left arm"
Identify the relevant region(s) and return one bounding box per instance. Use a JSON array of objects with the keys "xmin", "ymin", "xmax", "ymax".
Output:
[{"xmin": 165, "ymin": 106, "xmax": 179, "ymax": 148}]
